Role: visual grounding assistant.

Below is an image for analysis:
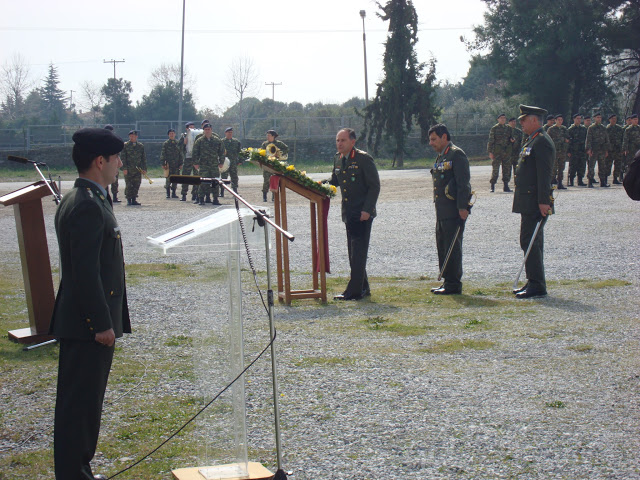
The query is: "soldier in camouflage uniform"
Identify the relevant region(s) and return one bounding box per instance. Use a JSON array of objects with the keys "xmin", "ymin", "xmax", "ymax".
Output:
[
  {"xmin": 261, "ymin": 130, "xmax": 289, "ymax": 201},
  {"xmin": 487, "ymin": 113, "xmax": 513, "ymax": 192},
  {"xmin": 121, "ymin": 130, "xmax": 147, "ymax": 205},
  {"xmin": 161, "ymin": 128, "xmax": 183, "ymax": 199},
  {"xmin": 547, "ymin": 114, "xmax": 570, "ymax": 189},
  {"xmin": 508, "ymin": 117, "xmax": 524, "ymax": 179},
  {"xmin": 585, "ymin": 113, "xmax": 611, "ymax": 187},
  {"xmin": 622, "ymin": 114, "xmax": 640, "ymax": 180},
  {"xmin": 543, "ymin": 115, "xmax": 555, "ymax": 132},
  {"xmin": 192, "ymin": 123, "xmax": 224, "ymax": 206},
  {"xmin": 606, "ymin": 114, "xmax": 625, "ymax": 184},
  {"xmin": 222, "ymin": 127, "xmax": 242, "ymax": 194},
  {"xmin": 567, "ymin": 114, "xmax": 588, "ymax": 186}
]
